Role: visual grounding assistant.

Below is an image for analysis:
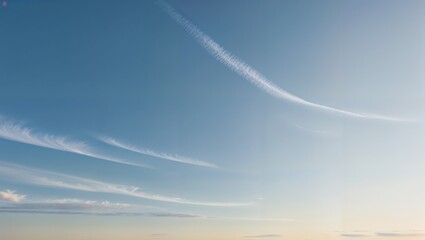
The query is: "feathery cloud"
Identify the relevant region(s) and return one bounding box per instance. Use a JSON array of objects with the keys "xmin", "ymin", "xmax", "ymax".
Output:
[
  {"xmin": 156, "ymin": 0, "xmax": 406, "ymax": 121},
  {"xmin": 0, "ymin": 189, "xmax": 25, "ymax": 202},
  {"xmin": 0, "ymin": 162, "xmax": 251, "ymax": 207},
  {"xmin": 99, "ymin": 136, "xmax": 217, "ymax": 168},
  {"xmin": 0, "ymin": 117, "xmax": 149, "ymax": 168}
]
